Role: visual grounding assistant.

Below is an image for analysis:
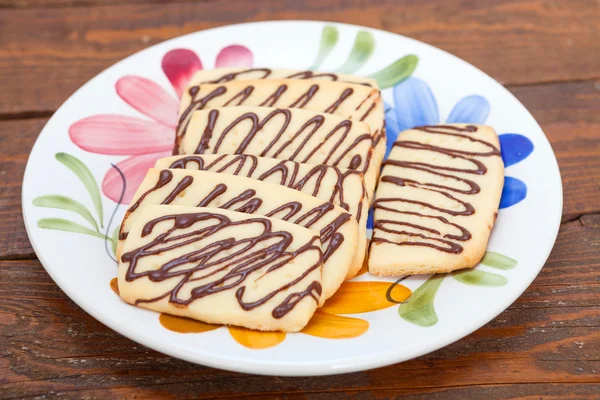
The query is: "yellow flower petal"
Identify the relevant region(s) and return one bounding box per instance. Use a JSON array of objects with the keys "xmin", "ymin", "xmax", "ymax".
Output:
[
  {"xmin": 228, "ymin": 326, "xmax": 286, "ymax": 349},
  {"xmin": 159, "ymin": 313, "xmax": 220, "ymax": 333},
  {"xmin": 321, "ymin": 281, "xmax": 412, "ymax": 314},
  {"xmin": 110, "ymin": 277, "xmax": 119, "ymax": 295},
  {"xmin": 302, "ymin": 311, "xmax": 369, "ymax": 339}
]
